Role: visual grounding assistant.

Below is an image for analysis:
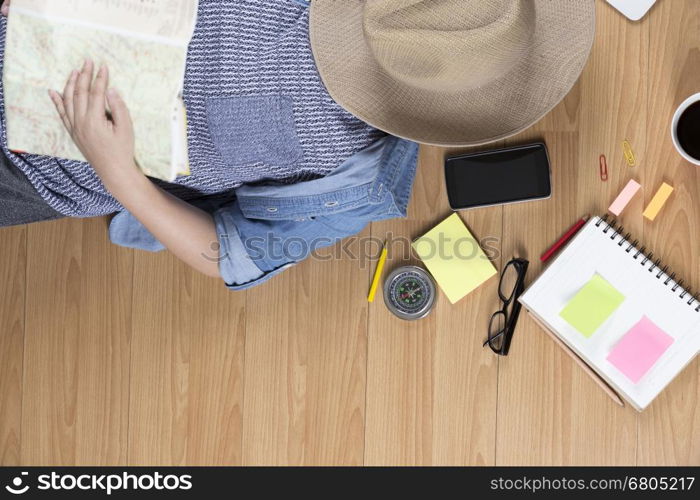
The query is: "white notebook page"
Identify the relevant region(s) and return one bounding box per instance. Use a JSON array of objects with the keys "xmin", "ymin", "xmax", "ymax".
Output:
[{"xmin": 520, "ymin": 217, "xmax": 700, "ymax": 410}]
